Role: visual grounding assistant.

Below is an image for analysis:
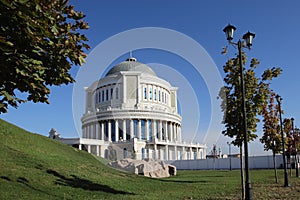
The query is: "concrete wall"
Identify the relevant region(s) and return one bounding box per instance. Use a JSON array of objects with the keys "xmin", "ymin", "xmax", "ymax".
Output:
[{"xmin": 166, "ymin": 155, "xmax": 284, "ymax": 170}]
